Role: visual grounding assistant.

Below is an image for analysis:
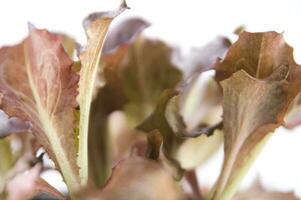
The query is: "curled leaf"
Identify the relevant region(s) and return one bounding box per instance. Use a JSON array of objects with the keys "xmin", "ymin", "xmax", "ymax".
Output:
[
  {"xmin": 211, "ymin": 31, "xmax": 301, "ymax": 200},
  {"xmin": 78, "ymin": 1, "xmax": 128, "ymax": 186},
  {"xmin": 215, "ymin": 31, "xmax": 298, "ymax": 81}
]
